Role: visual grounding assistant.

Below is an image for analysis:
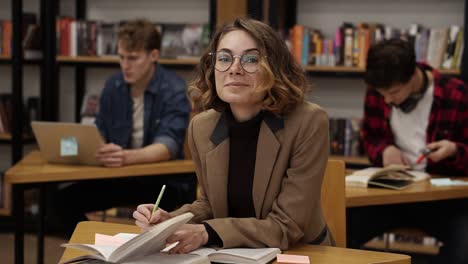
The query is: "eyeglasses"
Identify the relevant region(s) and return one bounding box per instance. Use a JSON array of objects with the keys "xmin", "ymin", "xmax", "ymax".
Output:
[{"xmin": 209, "ymin": 50, "xmax": 263, "ymax": 73}]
